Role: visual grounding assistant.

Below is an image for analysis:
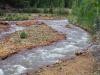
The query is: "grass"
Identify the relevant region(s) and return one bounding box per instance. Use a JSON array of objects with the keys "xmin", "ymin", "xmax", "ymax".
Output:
[
  {"xmin": 0, "ymin": 13, "xmax": 33, "ymax": 21},
  {"xmin": 0, "ymin": 13, "xmax": 65, "ymax": 21},
  {"xmin": 67, "ymin": 14, "xmax": 96, "ymax": 33},
  {"xmin": 0, "ymin": 24, "xmax": 65, "ymax": 59},
  {"xmin": 0, "ymin": 8, "xmax": 71, "ymax": 21}
]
